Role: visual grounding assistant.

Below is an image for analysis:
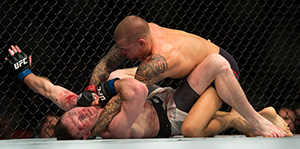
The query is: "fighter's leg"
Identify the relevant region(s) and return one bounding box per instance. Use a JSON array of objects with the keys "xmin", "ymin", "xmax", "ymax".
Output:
[
  {"xmin": 230, "ymin": 107, "xmax": 293, "ymax": 137},
  {"xmin": 184, "ymin": 105, "xmax": 293, "ymax": 137},
  {"xmin": 187, "ymin": 54, "xmax": 287, "ymax": 137},
  {"xmin": 182, "ymin": 86, "xmax": 224, "ymax": 137}
]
